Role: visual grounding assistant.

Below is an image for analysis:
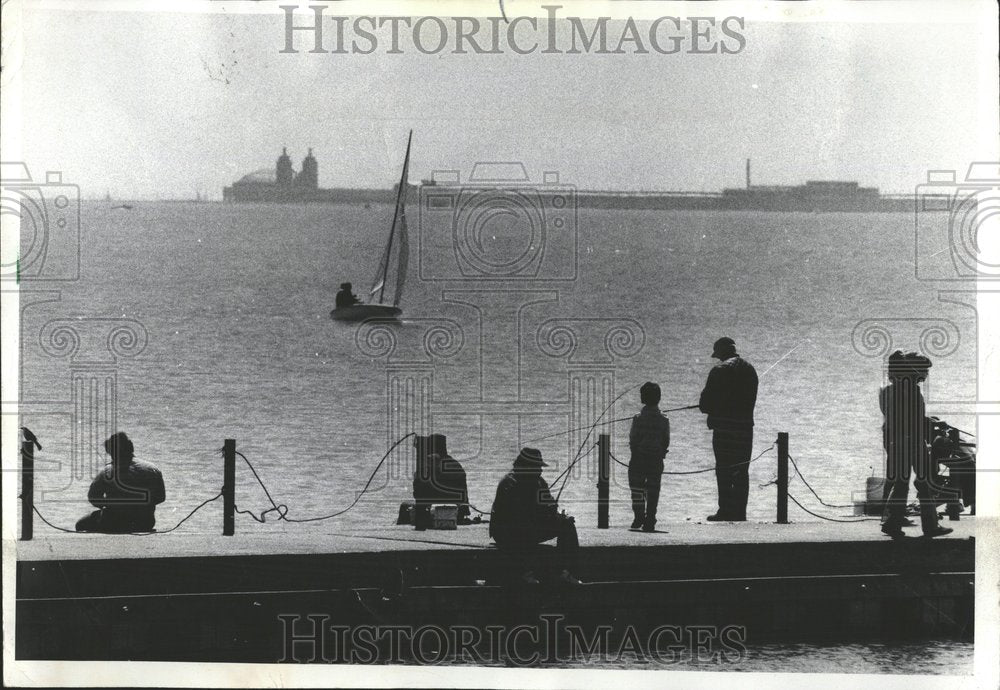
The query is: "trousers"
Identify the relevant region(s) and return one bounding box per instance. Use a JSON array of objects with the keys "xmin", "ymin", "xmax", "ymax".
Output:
[
  {"xmin": 712, "ymin": 427, "xmax": 752, "ymax": 519},
  {"xmin": 628, "ymin": 463, "xmax": 663, "ymax": 524}
]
